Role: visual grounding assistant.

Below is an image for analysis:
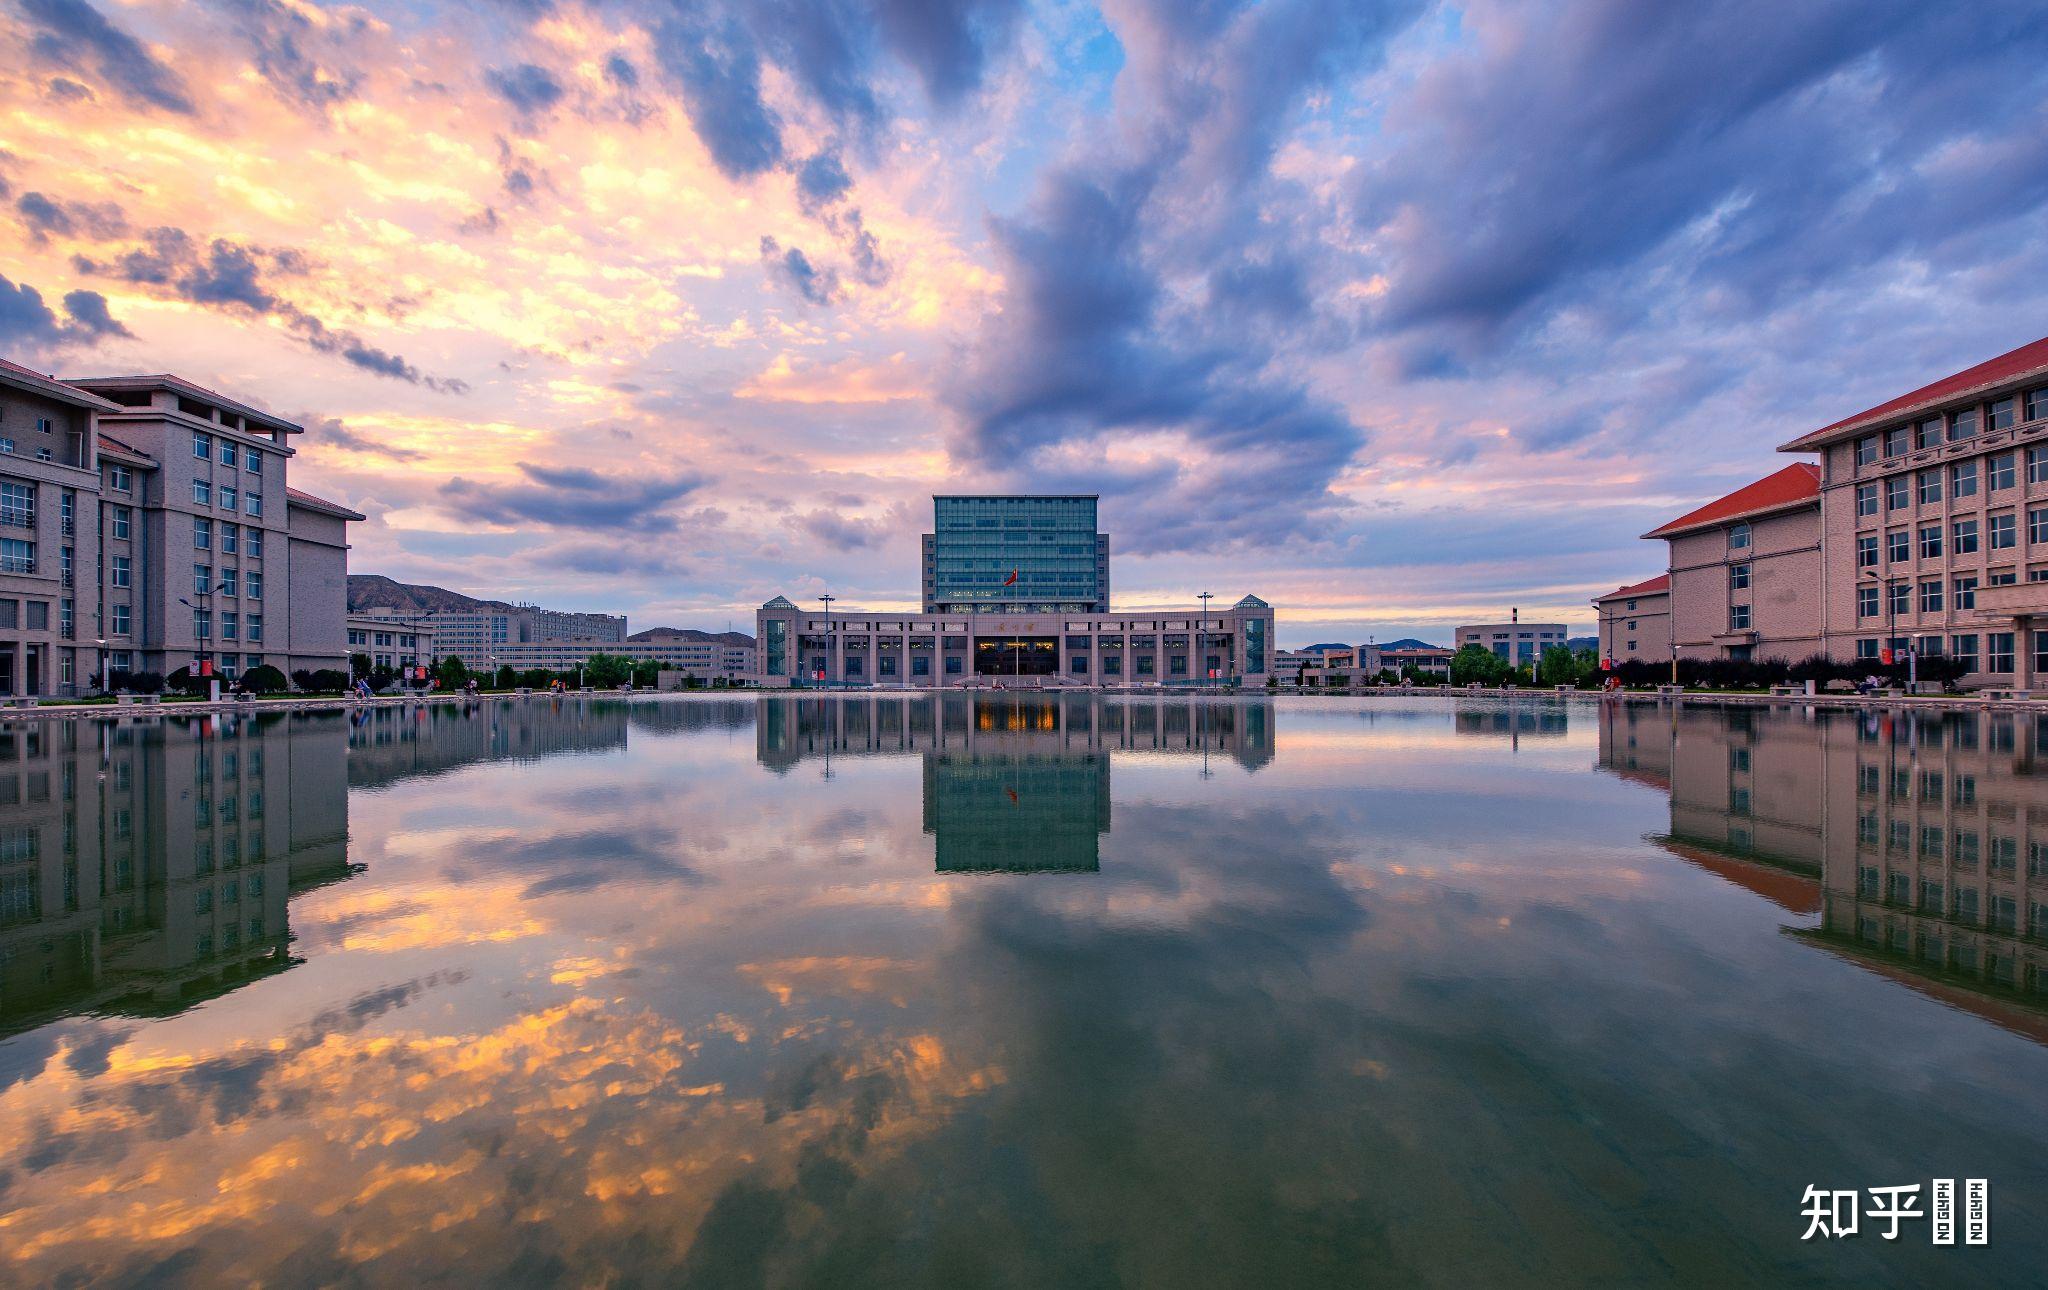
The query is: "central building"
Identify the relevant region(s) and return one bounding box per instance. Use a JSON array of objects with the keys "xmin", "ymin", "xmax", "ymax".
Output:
[{"xmin": 922, "ymin": 494, "xmax": 1109, "ymax": 614}]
